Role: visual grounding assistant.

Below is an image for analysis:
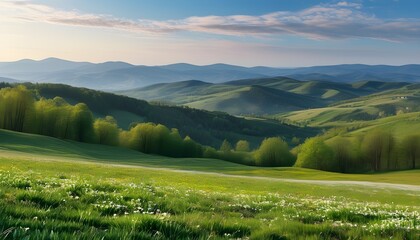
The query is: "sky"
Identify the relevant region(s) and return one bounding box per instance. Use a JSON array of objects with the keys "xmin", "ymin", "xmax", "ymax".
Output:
[{"xmin": 0, "ymin": 0, "xmax": 420, "ymax": 67}]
